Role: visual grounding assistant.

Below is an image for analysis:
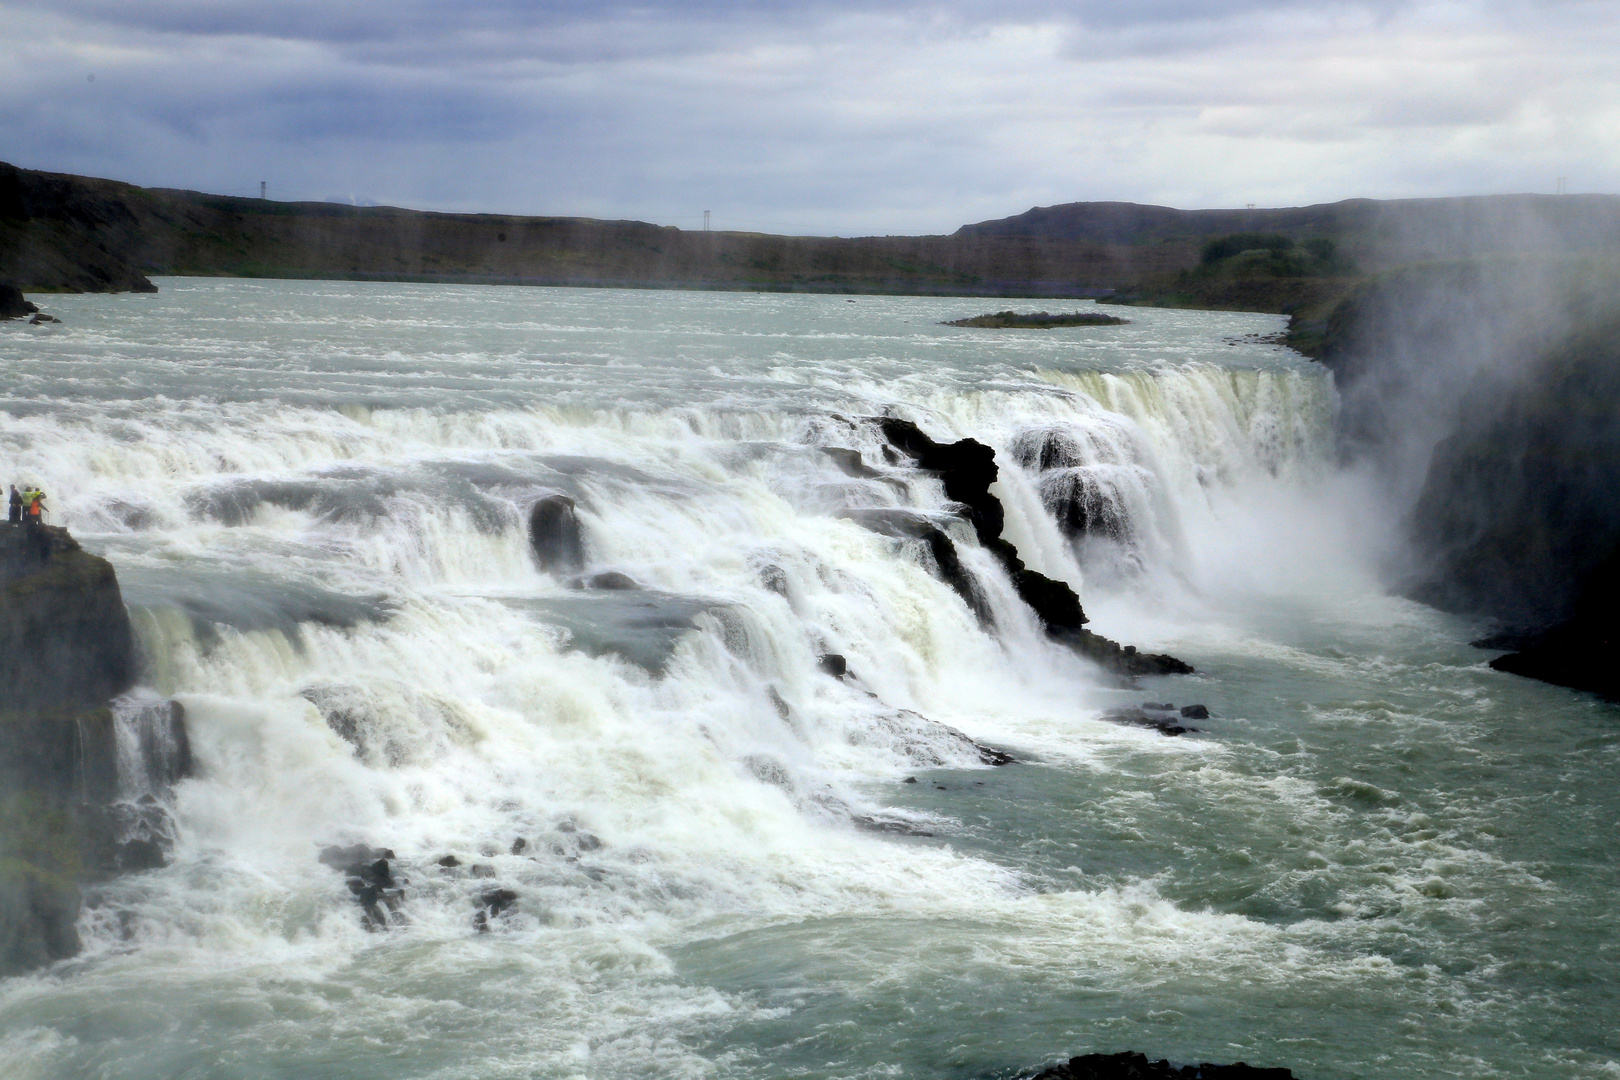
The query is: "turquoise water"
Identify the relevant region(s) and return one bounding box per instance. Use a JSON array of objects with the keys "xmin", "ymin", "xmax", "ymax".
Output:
[{"xmin": 0, "ymin": 280, "xmax": 1615, "ymax": 1079}]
